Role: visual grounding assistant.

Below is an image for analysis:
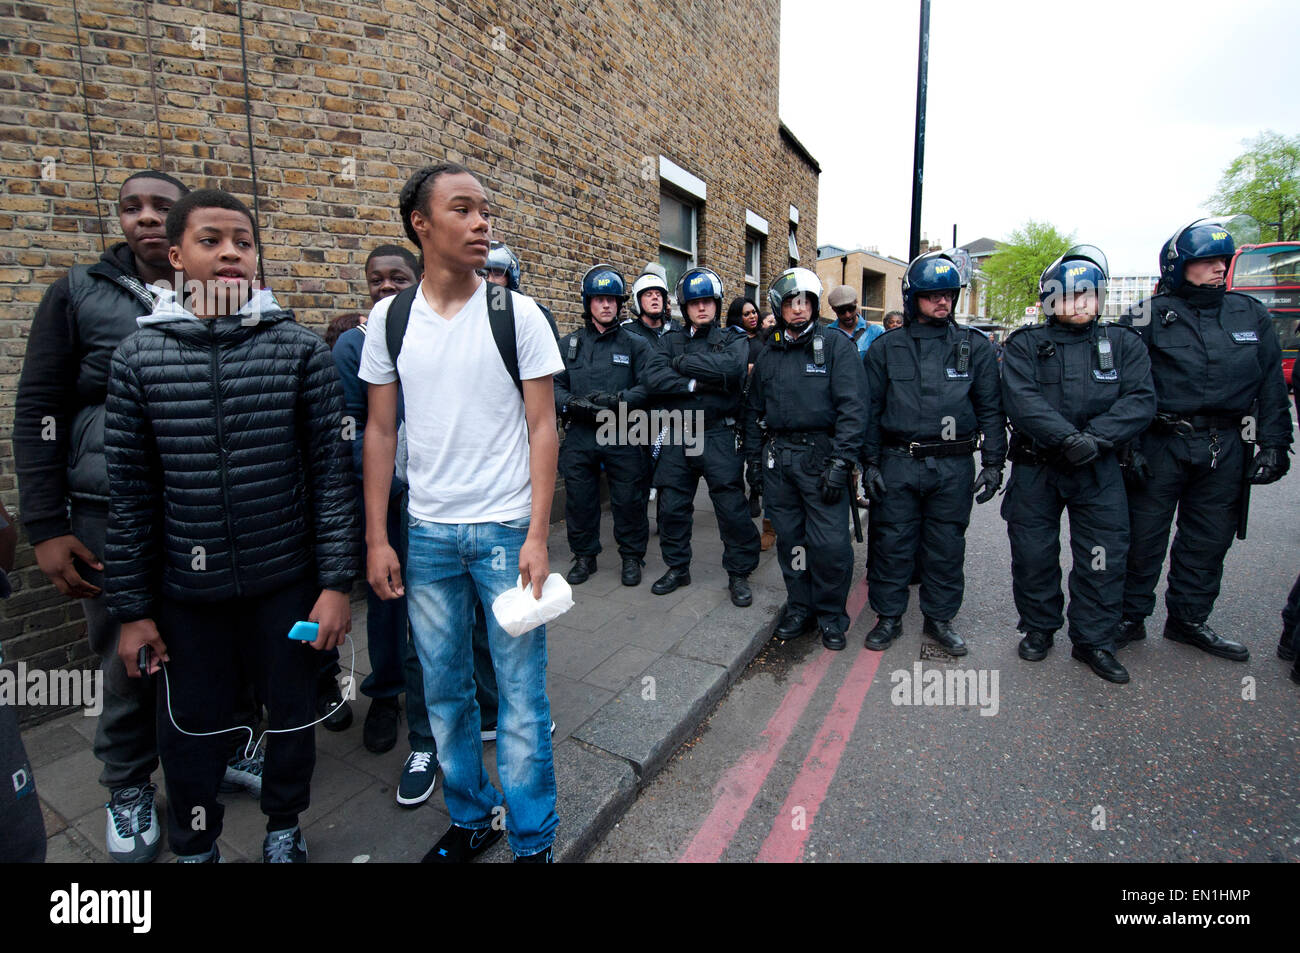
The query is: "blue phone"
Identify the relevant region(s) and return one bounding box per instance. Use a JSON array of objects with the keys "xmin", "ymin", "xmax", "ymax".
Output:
[{"xmin": 287, "ymin": 621, "xmax": 319, "ymax": 641}]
